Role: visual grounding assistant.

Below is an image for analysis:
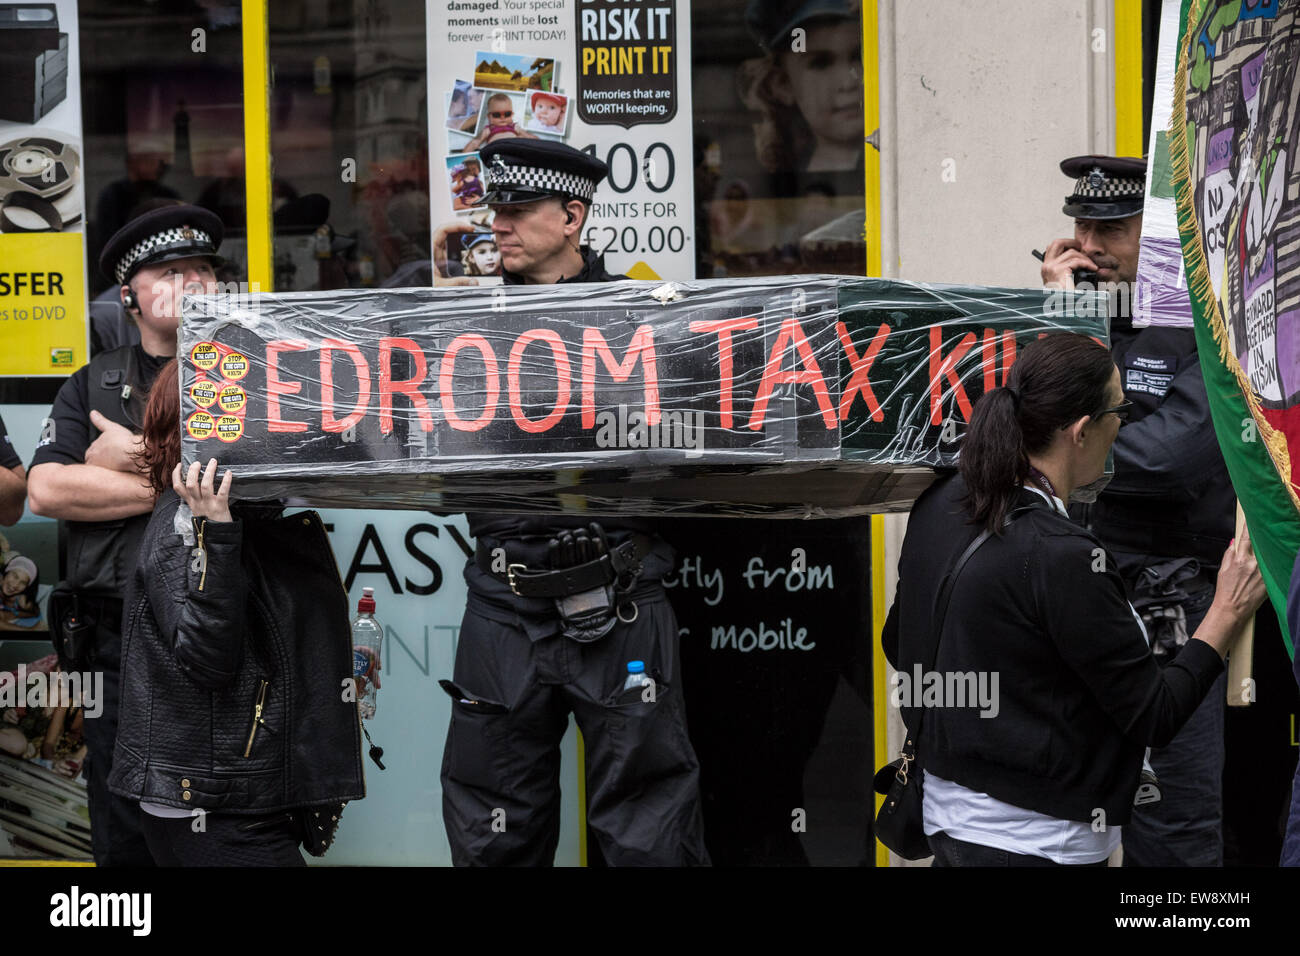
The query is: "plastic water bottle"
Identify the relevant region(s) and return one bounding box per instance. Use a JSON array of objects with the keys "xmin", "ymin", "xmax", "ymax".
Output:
[
  {"xmin": 352, "ymin": 587, "xmax": 381, "ymax": 720},
  {"xmin": 623, "ymin": 660, "xmax": 652, "ymax": 692}
]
